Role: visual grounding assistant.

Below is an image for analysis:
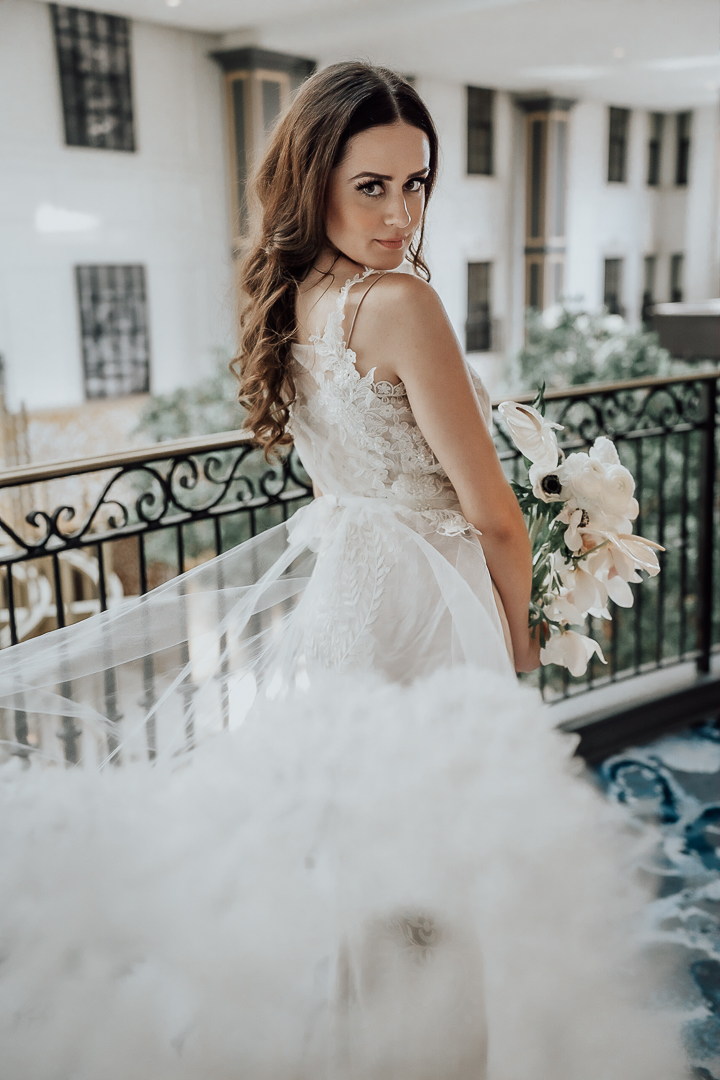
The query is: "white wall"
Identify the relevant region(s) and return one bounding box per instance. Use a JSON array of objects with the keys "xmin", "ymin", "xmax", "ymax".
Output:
[
  {"xmin": 415, "ymin": 79, "xmax": 517, "ymax": 387},
  {"xmin": 0, "ymin": 0, "xmax": 234, "ymax": 413},
  {"xmin": 419, "ymin": 85, "xmax": 718, "ymax": 392},
  {"xmin": 564, "ymin": 99, "xmax": 718, "ymax": 323}
]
